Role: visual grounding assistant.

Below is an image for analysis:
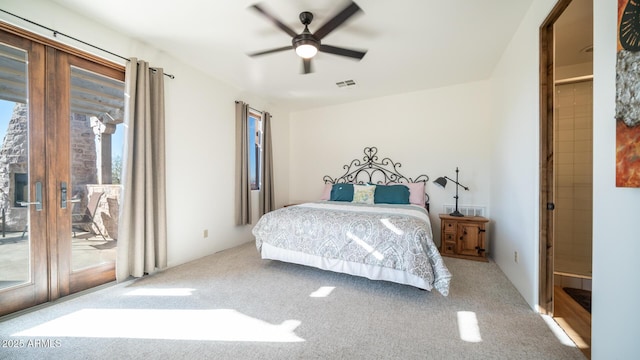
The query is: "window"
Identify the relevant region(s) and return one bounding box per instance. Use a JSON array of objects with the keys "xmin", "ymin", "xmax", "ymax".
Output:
[
  {"xmin": 13, "ymin": 173, "xmax": 27, "ymax": 207},
  {"xmin": 248, "ymin": 111, "xmax": 263, "ymax": 190}
]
